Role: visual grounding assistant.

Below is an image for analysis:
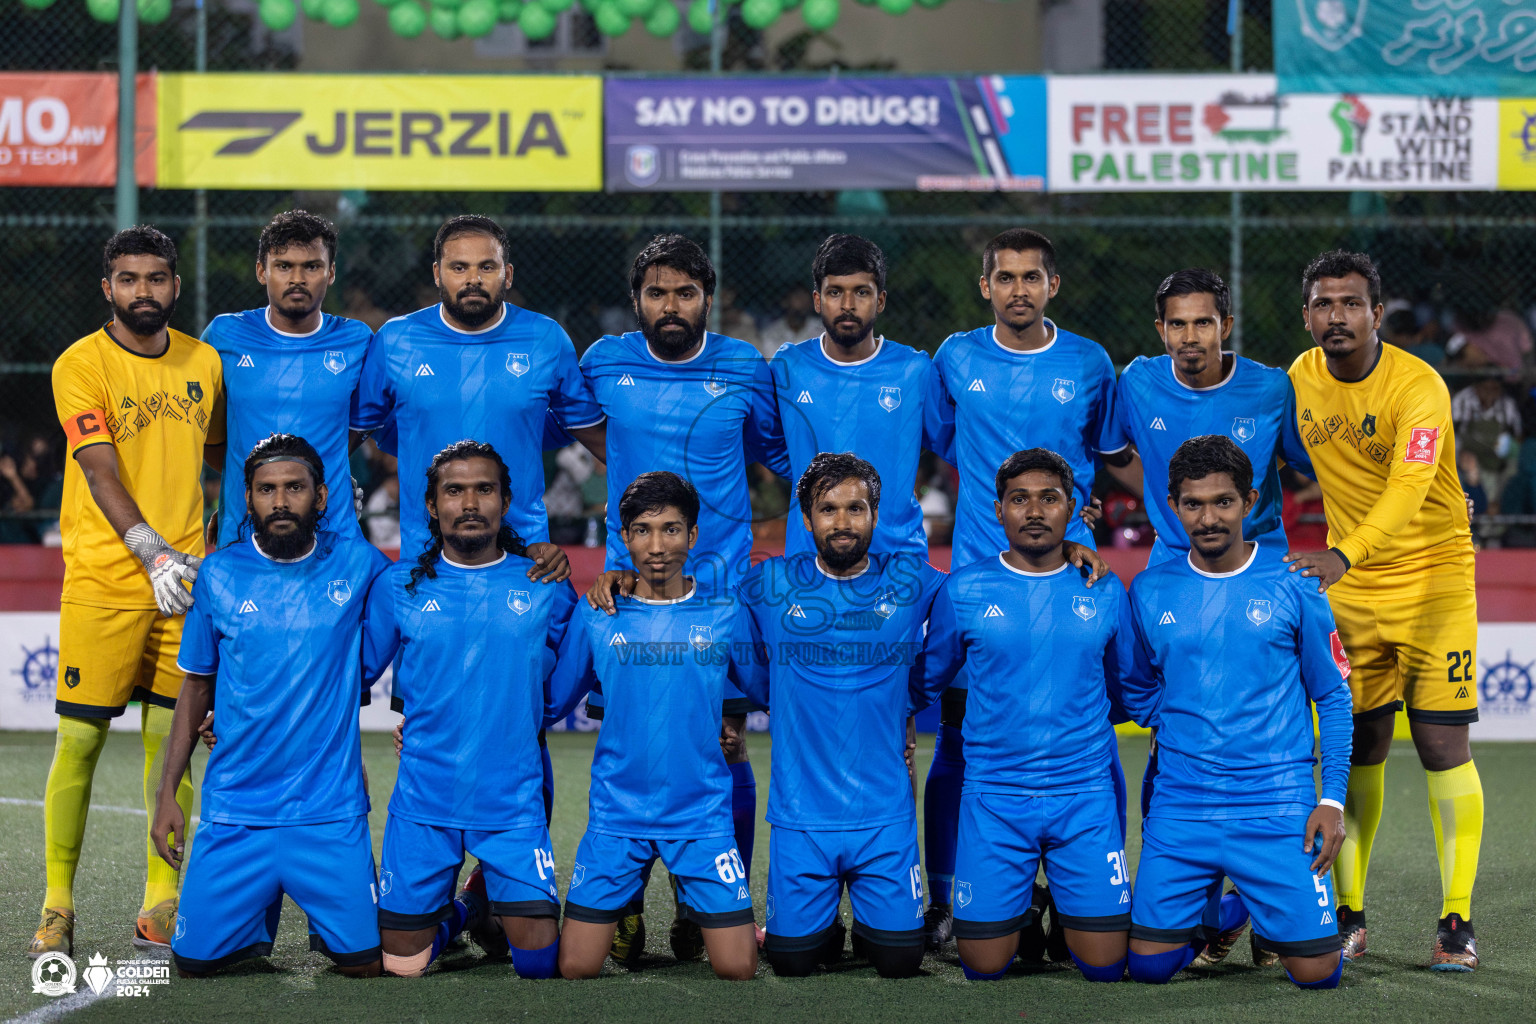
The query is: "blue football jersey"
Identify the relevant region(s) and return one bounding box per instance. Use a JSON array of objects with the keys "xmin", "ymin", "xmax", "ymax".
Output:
[
  {"xmin": 1103, "ymin": 354, "xmax": 1314, "ymax": 565},
  {"xmin": 735, "ymin": 552, "xmax": 946, "ymax": 830},
  {"xmin": 934, "ymin": 321, "xmax": 1118, "ymax": 566},
  {"xmin": 1128, "ymin": 545, "xmax": 1353, "ymax": 821},
  {"xmin": 176, "ymin": 532, "xmax": 391, "ymax": 826},
  {"xmin": 581, "ymin": 331, "xmax": 786, "ymax": 588},
  {"xmin": 204, "ymin": 309, "xmax": 372, "ymax": 545},
  {"xmin": 351, "ymin": 303, "xmax": 602, "ymax": 556},
  {"xmin": 550, "ymin": 587, "xmax": 755, "ymax": 840},
  {"xmin": 916, "ymin": 556, "xmax": 1147, "ymax": 795},
  {"xmin": 361, "ymin": 552, "xmax": 578, "ymax": 831},
  {"xmin": 770, "ymin": 337, "xmax": 954, "ymax": 558}
]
